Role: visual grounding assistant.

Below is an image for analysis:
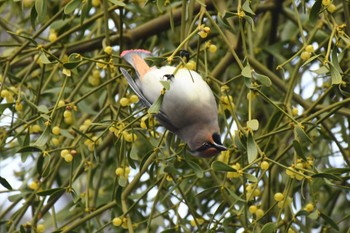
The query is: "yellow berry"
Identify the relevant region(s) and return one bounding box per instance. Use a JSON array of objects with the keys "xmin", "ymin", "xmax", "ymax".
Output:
[
  {"xmin": 52, "ymin": 126, "xmax": 61, "ymax": 135},
  {"xmin": 292, "ymin": 107, "xmax": 299, "ymax": 116},
  {"xmin": 51, "ymin": 137, "xmax": 60, "ymax": 146},
  {"xmin": 185, "ymin": 60, "xmax": 196, "ymax": 70},
  {"xmin": 31, "ymin": 124, "xmax": 42, "ymax": 133},
  {"xmin": 88, "ymin": 74, "xmax": 101, "ymax": 86},
  {"xmin": 49, "ymin": 31, "xmax": 58, "ymax": 42},
  {"xmin": 63, "ymin": 110, "xmax": 72, "ymax": 118},
  {"xmin": 92, "ymin": 0, "xmax": 100, "ymax": 7},
  {"xmin": 1, "ymin": 89, "xmax": 10, "ymax": 98},
  {"xmin": 29, "ymin": 181, "xmax": 38, "ymax": 190},
  {"xmin": 255, "ymin": 208, "xmax": 264, "ymax": 218},
  {"xmin": 327, "ymin": 3, "xmax": 336, "ymax": 13},
  {"xmin": 305, "ymin": 45, "xmax": 314, "ymax": 53},
  {"xmin": 120, "ymin": 97, "xmax": 130, "ymax": 107},
  {"xmin": 37, "ymin": 224, "xmax": 45, "ymax": 233},
  {"xmin": 203, "ymin": 26, "xmax": 210, "ymax": 33},
  {"xmin": 15, "ymin": 102, "xmax": 23, "ymax": 112},
  {"xmin": 124, "ymin": 166, "xmax": 131, "ymax": 176},
  {"xmin": 260, "ymin": 161, "xmax": 269, "ymax": 170},
  {"xmin": 115, "ymin": 167, "xmax": 124, "ymax": 176},
  {"xmin": 190, "ymin": 218, "xmax": 204, "ymax": 227},
  {"xmin": 60, "ymin": 149, "xmax": 69, "ymax": 158},
  {"xmin": 304, "ymin": 203, "xmax": 314, "ymax": 213},
  {"xmin": 288, "ymin": 229, "xmax": 296, "ymax": 233},
  {"xmin": 58, "ymin": 100, "xmax": 65, "ymax": 107},
  {"xmin": 208, "ymin": 44, "xmax": 217, "ymax": 53},
  {"xmin": 274, "ymin": 192, "xmax": 284, "ymax": 202},
  {"xmin": 300, "ymin": 51, "xmax": 311, "ymax": 61},
  {"xmin": 129, "ymin": 95, "xmax": 139, "ymax": 103},
  {"xmin": 96, "ymin": 59, "xmax": 105, "ymax": 69},
  {"xmin": 249, "ymin": 205, "xmax": 257, "ymax": 214},
  {"xmin": 5, "ymin": 94, "xmax": 14, "ymax": 103},
  {"xmin": 277, "ymin": 201, "xmax": 284, "ymax": 208},
  {"xmin": 166, "ymin": 175, "xmax": 173, "ymax": 181},
  {"xmin": 253, "ymin": 188, "xmax": 261, "ymax": 197},
  {"xmin": 121, "ymin": 217, "xmax": 128, "ymax": 229},
  {"xmin": 64, "ymin": 116, "xmax": 73, "ymax": 124},
  {"xmin": 322, "ymin": 0, "xmax": 331, "ymax": 6},
  {"xmin": 22, "ymin": 0, "xmax": 34, "ymax": 8},
  {"xmin": 104, "ymin": 46, "xmax": 113, "ymax": 55},
  {"xmin": 198, "ymin": 31, "xmax": 208, "ymax": 38},
  {"xmin": 64, "ymin": 153, "xmax": 73, "ymax": 162},
  {"xmin": 84, "ymin": 119, "xmax": 92, "ymax": 125},
  {"xmin": 112, "ymin": 217, "xmax": 123, "ymax": 226}
]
